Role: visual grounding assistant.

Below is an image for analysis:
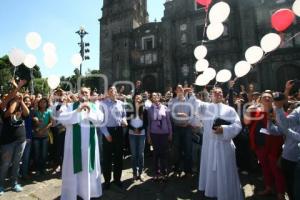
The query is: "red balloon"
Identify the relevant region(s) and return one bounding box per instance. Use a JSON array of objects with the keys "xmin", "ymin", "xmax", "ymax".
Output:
[
  {"xmin": 196, "ymin": 0, "xmax": 212, "ymax": 7},
  {"xmin": 271, "ymin": 9, "xmax": 295, "ymax": 32}
]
